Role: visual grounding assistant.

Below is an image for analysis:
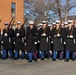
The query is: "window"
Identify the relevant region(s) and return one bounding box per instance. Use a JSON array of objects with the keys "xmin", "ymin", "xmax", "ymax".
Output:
[{"xmin": 11, "ymin": 2, "xmax": 16, "ymax": 17}]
